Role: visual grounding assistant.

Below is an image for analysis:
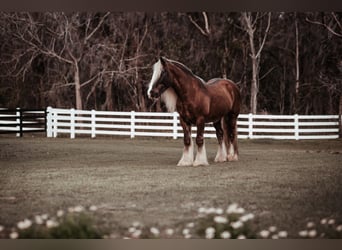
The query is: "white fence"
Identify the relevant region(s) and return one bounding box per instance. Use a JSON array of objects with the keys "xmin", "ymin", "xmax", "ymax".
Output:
[{"xmin": 46, "ymin": 107, "xmax": 341, "ymax": 140}]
